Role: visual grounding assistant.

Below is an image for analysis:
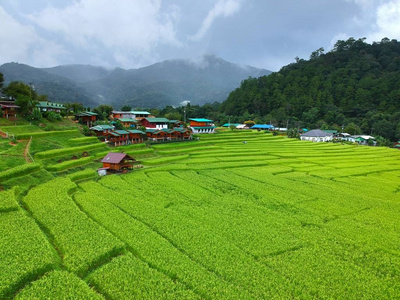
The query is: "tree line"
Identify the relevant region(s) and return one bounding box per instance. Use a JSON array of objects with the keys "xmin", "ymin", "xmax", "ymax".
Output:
[{"xmin": 219, "ymin": 37, "xmax": 400, "ymax": 141}]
